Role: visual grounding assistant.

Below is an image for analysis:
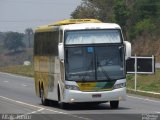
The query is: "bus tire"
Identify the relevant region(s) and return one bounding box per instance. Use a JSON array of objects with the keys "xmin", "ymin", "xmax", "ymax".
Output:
[
  {"xmin": 40, "ymin": 88, "xmax": 49, "ymax": 106},
  {"xmin": 59, "ymin": 102, "xmax": 69, "ymax": 109},
  {"xmin": 110, "ymin": 101, "xmax": 119, "ymax": 109}
]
